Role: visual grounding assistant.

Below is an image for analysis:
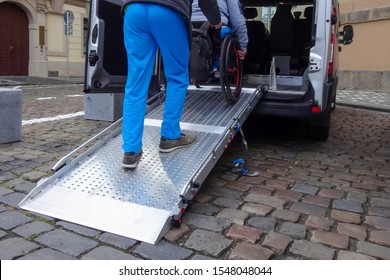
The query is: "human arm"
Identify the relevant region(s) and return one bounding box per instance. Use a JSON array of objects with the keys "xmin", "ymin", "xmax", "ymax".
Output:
[
  {"xmin": 226, "ymin": 0, "xmax": 248, "ymax": 53},
  {"xmin": 198, "ymin": 0, "xmax": 222, "ymax": 27}
]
